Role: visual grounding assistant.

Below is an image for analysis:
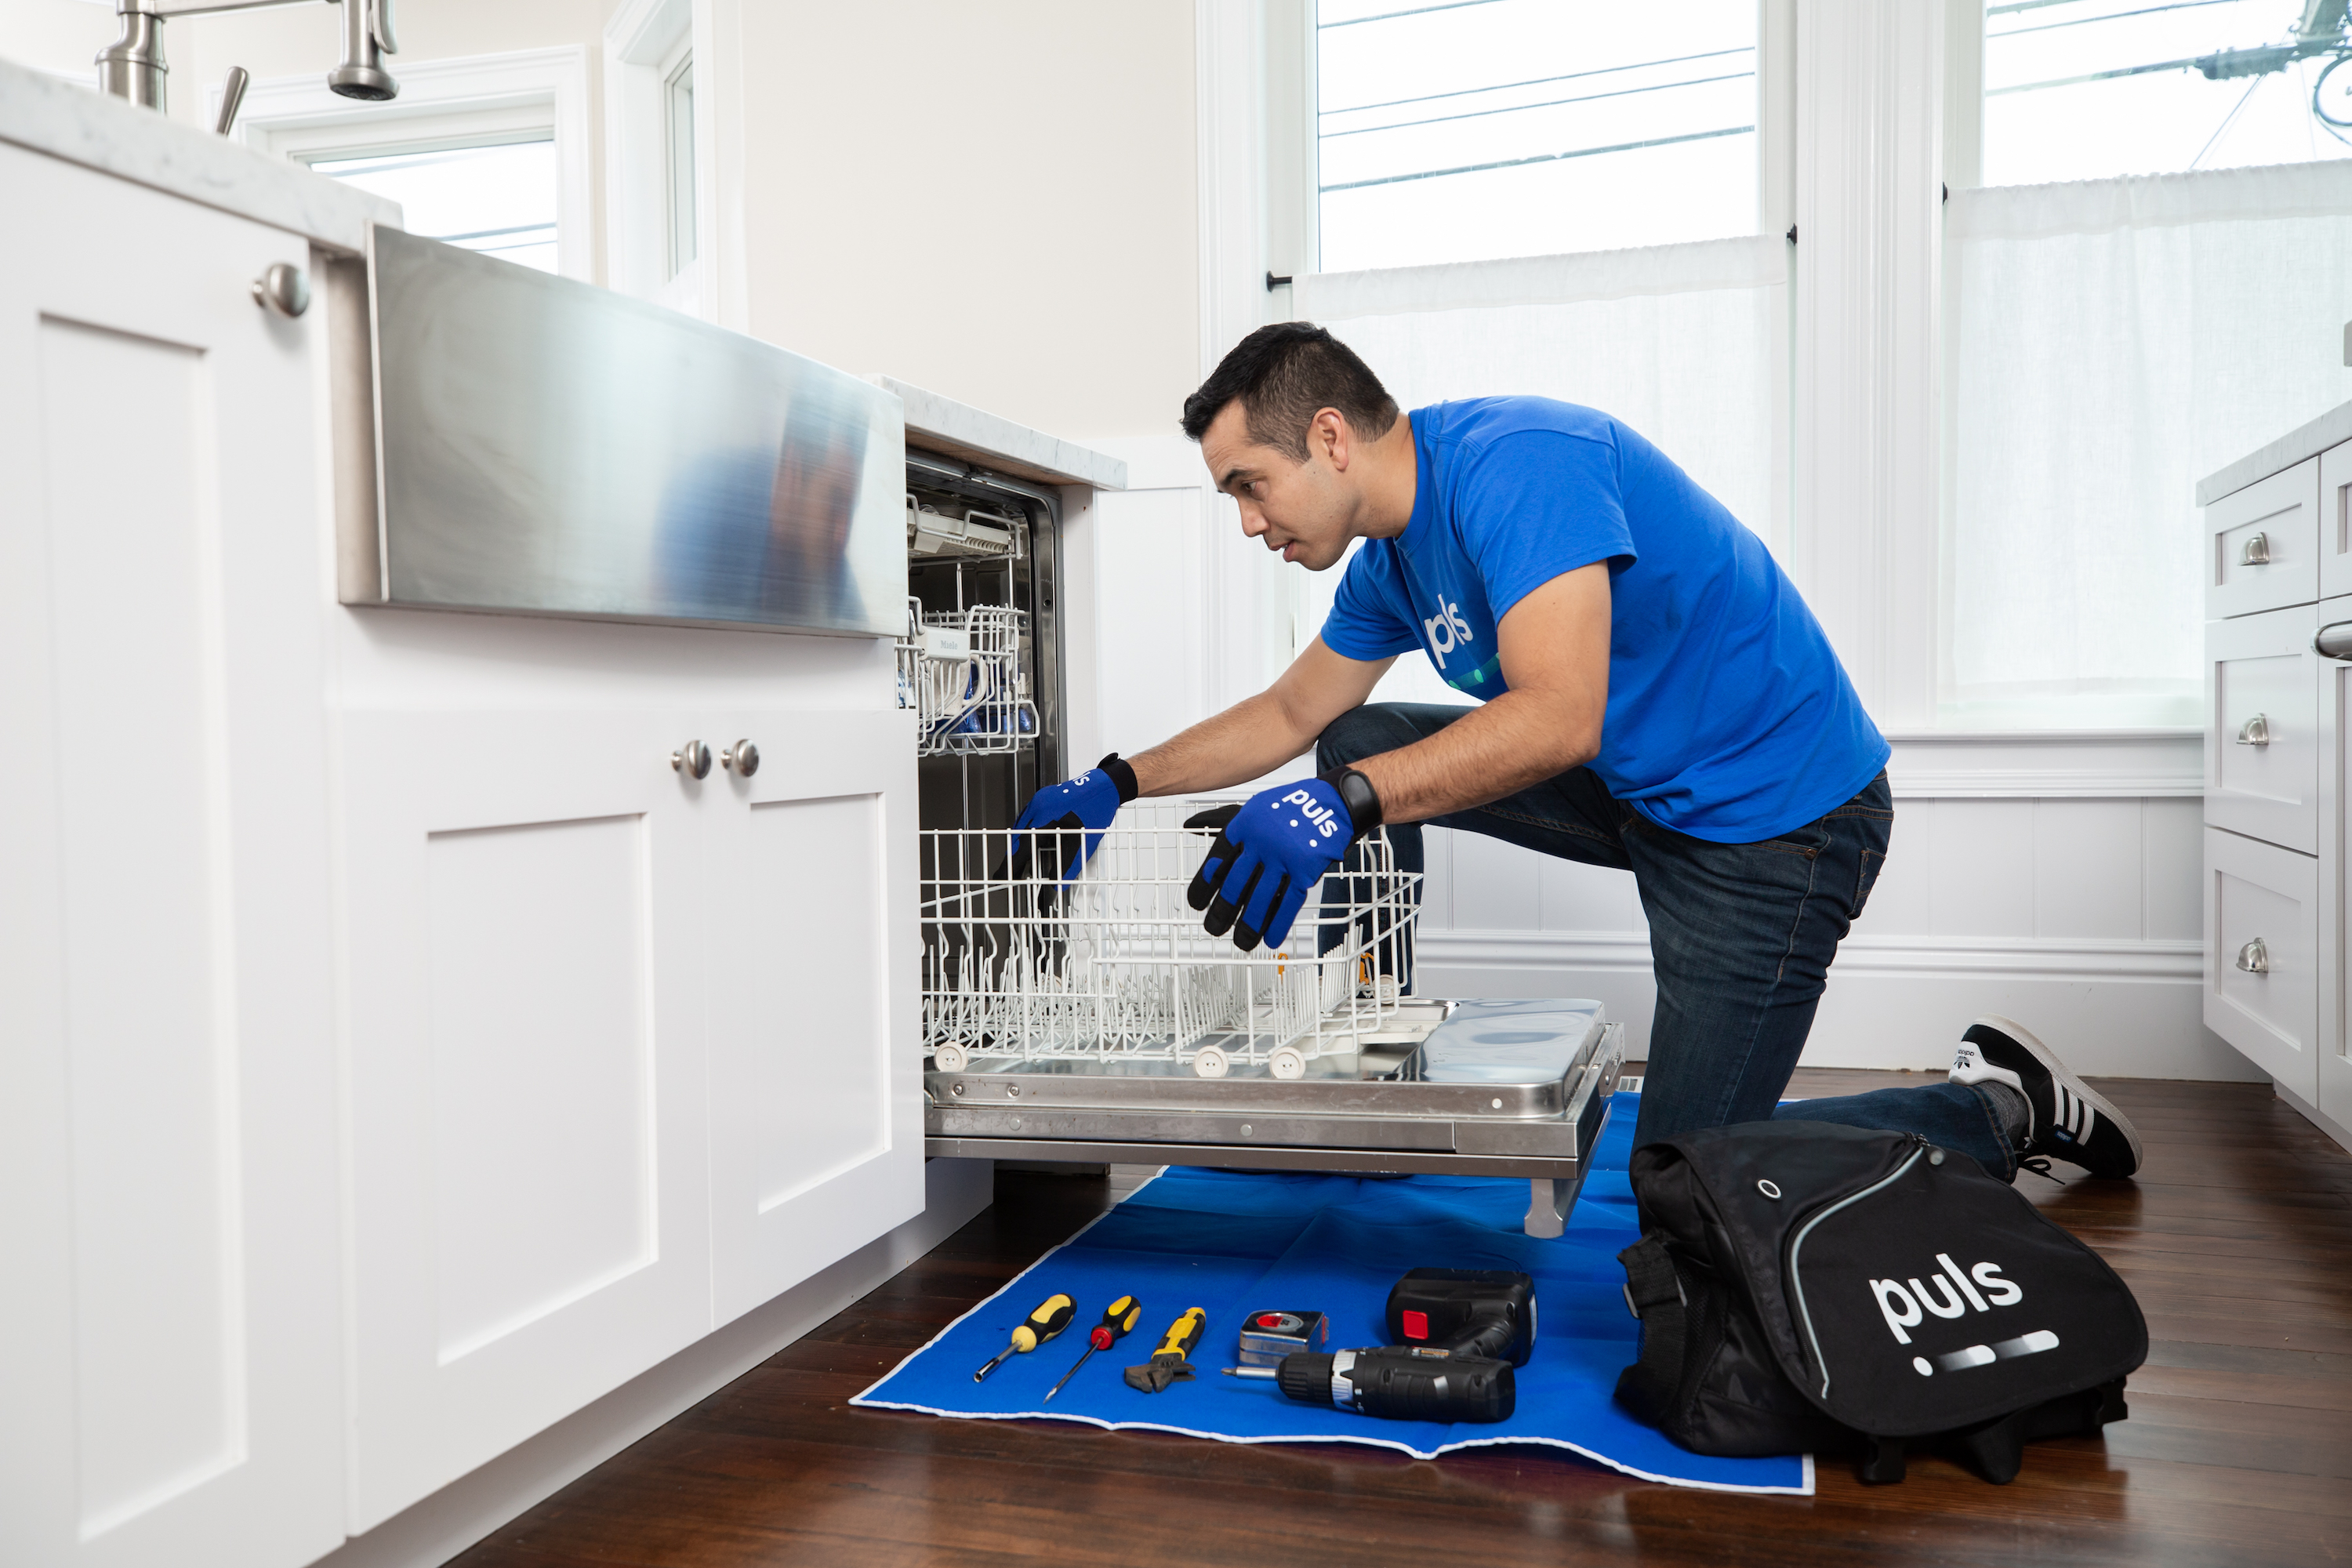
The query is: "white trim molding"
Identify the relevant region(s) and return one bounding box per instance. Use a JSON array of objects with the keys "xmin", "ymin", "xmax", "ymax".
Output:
[
  {"xmin": 1884, "ymin": 729, "xmax": 2203, "ymax": 797},
  {"xmin": 1418, "ymin": 929, "xmax": 2199, "ymax": 985},
  {"xmin": 602, "ymin": 0, "xmax": 715, "ymax": 314},
  {"xmin": 1416, "ymin": 927, "xmax": 2251, "ymax": 1080},
  {"xmin": 230, "ymin": 46, "xmax": 593, "ymax": 281}
]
